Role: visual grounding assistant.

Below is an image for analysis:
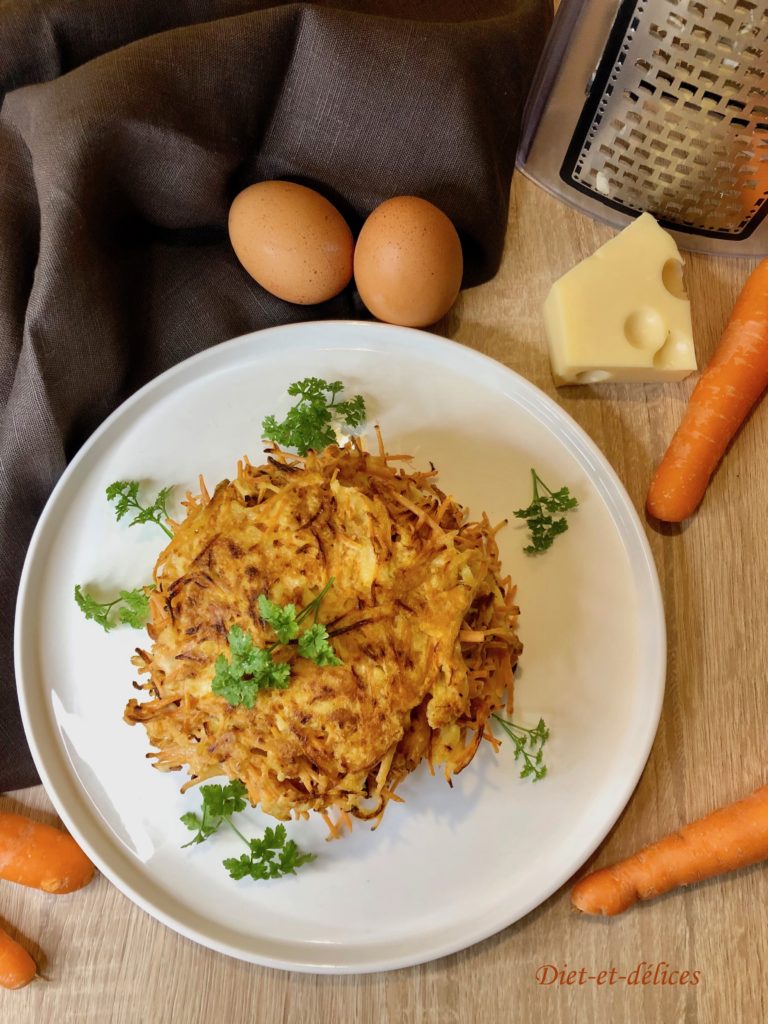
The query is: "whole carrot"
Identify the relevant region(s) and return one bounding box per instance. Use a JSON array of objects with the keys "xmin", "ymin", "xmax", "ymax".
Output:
[
  {"xmin": 647, "ymin": 258, "xmax": 768, "ymax": 522},
  {"xmin": 0, "ymin": 928, "xmax": 36, "ymax": 989},
  {"xmin": 572, "ymin": 783, "xmax": 768, "ymax": 915},
  {"xmin": 0, "ymin": 813, "xmax": 94, "ymax": 894}
]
